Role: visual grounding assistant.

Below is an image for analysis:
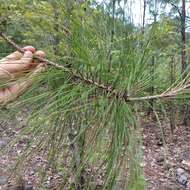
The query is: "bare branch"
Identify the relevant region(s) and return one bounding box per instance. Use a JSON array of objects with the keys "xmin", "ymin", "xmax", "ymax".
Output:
[
  {"xmin": 169, "ymin": 2, "xmax": 182, "ymax": 19},
  {"xmin": 128, "ymin": 83, "xmax": 190, "ymax": 101}
]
